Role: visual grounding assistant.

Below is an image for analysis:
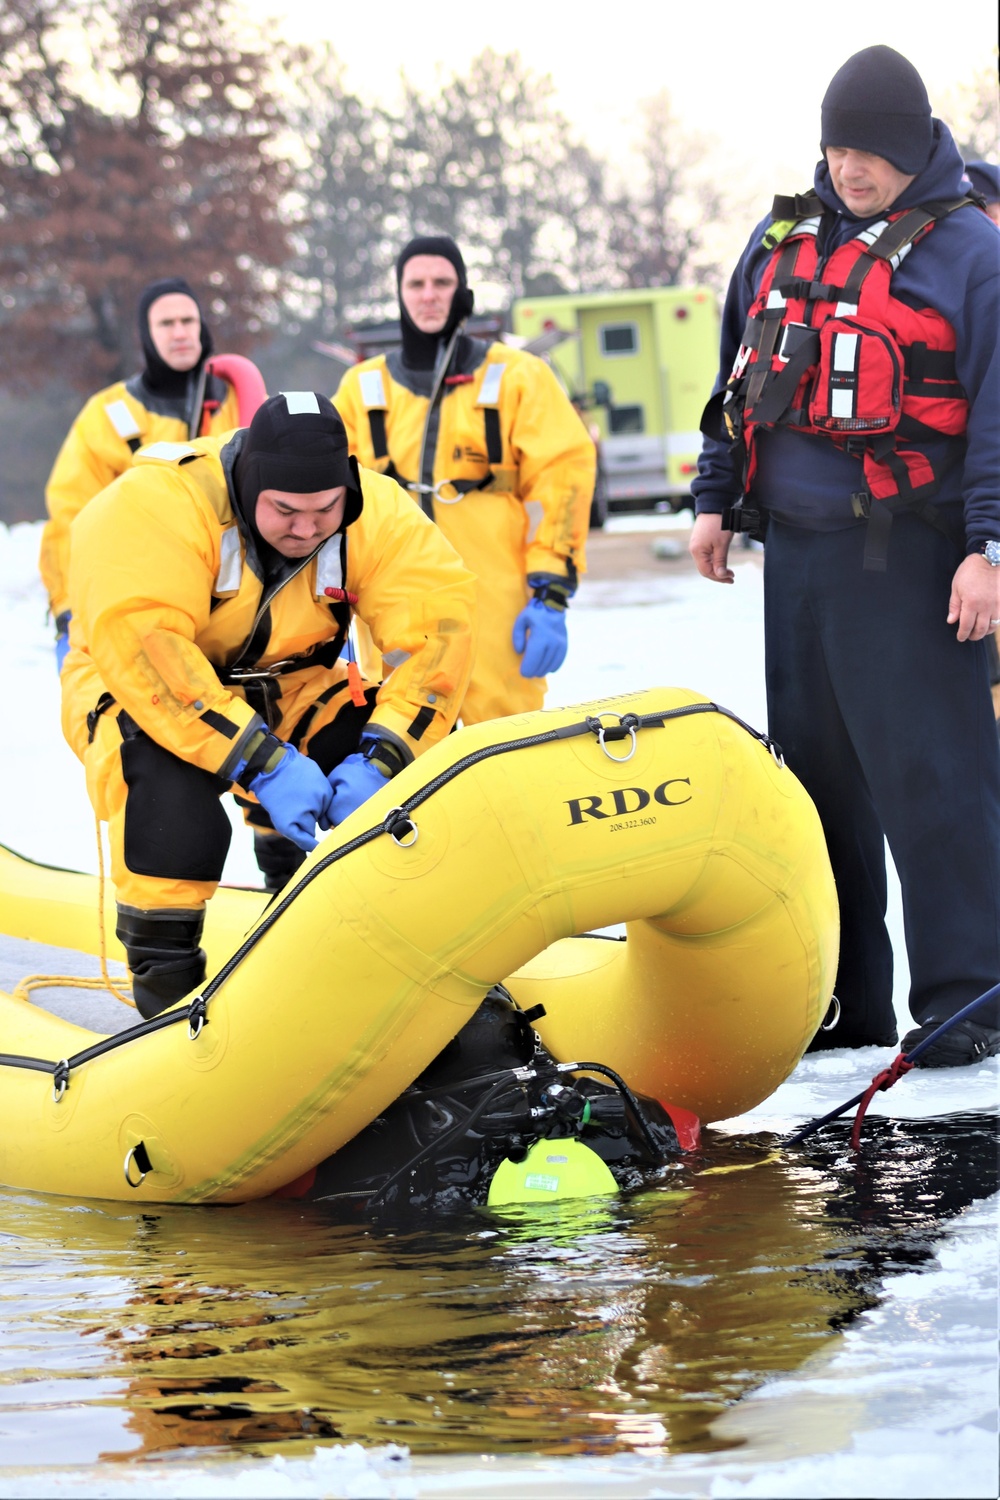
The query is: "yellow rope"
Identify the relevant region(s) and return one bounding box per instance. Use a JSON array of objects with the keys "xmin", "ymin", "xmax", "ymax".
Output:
[{"xmin": 10, "ymin": 817, "xmax": 135, "ymax": 1010}]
